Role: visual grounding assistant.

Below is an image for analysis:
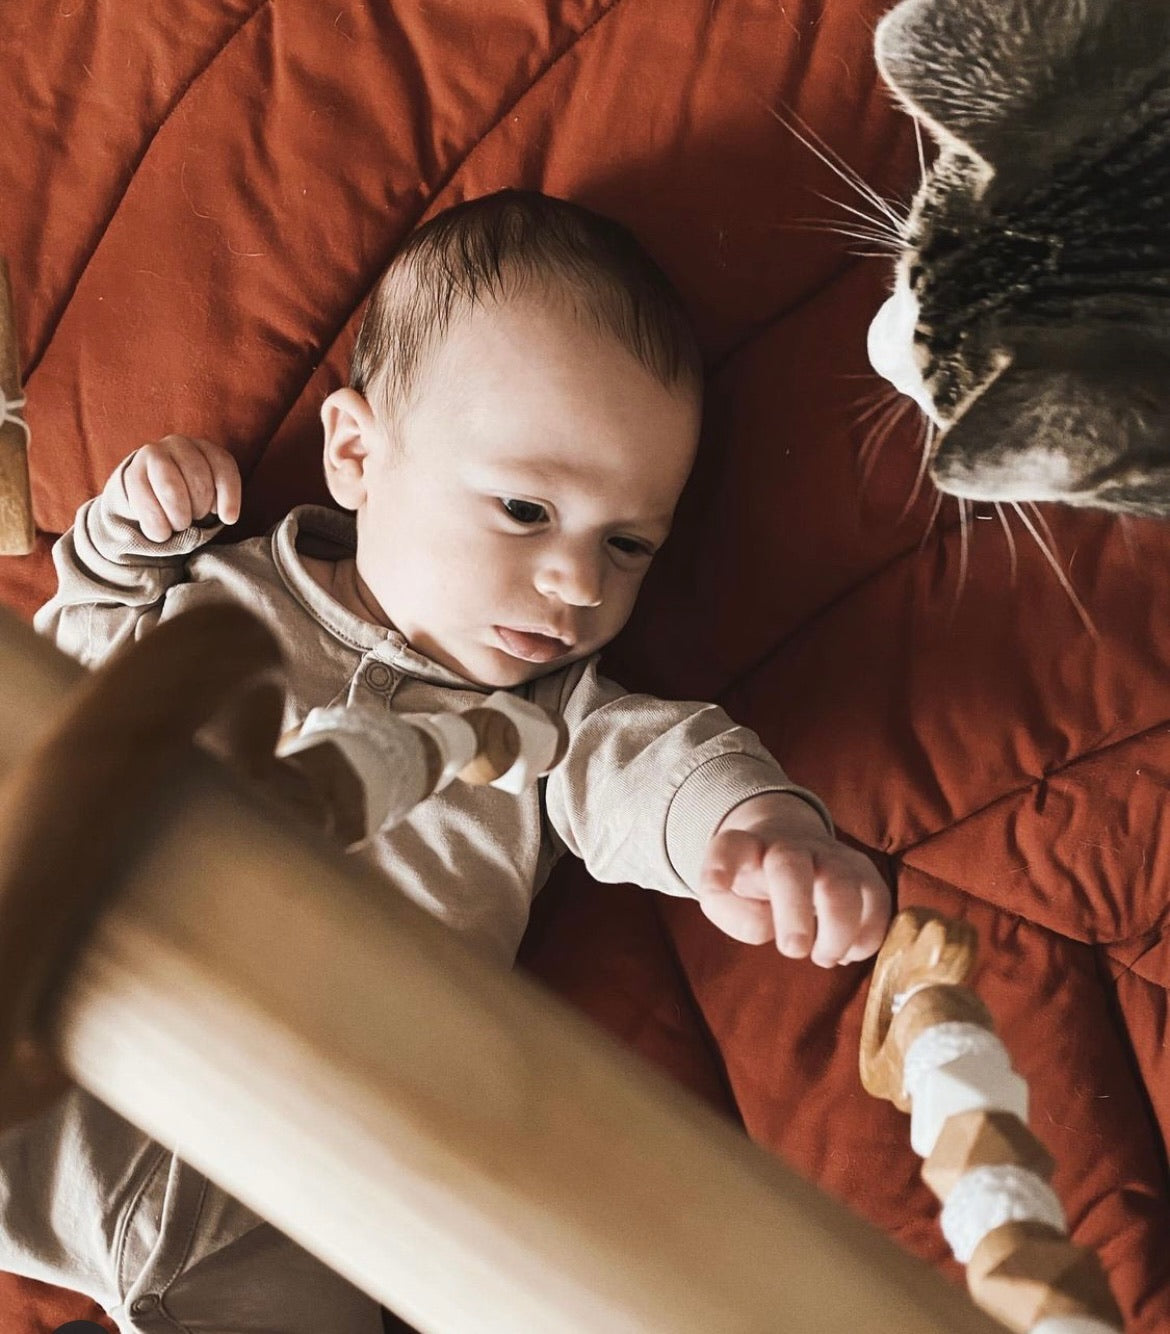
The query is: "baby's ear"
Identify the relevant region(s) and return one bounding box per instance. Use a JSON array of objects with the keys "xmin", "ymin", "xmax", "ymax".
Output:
[{"xmin": 321, "ymin": 388, "xmax": 379, "ymax": 510}]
